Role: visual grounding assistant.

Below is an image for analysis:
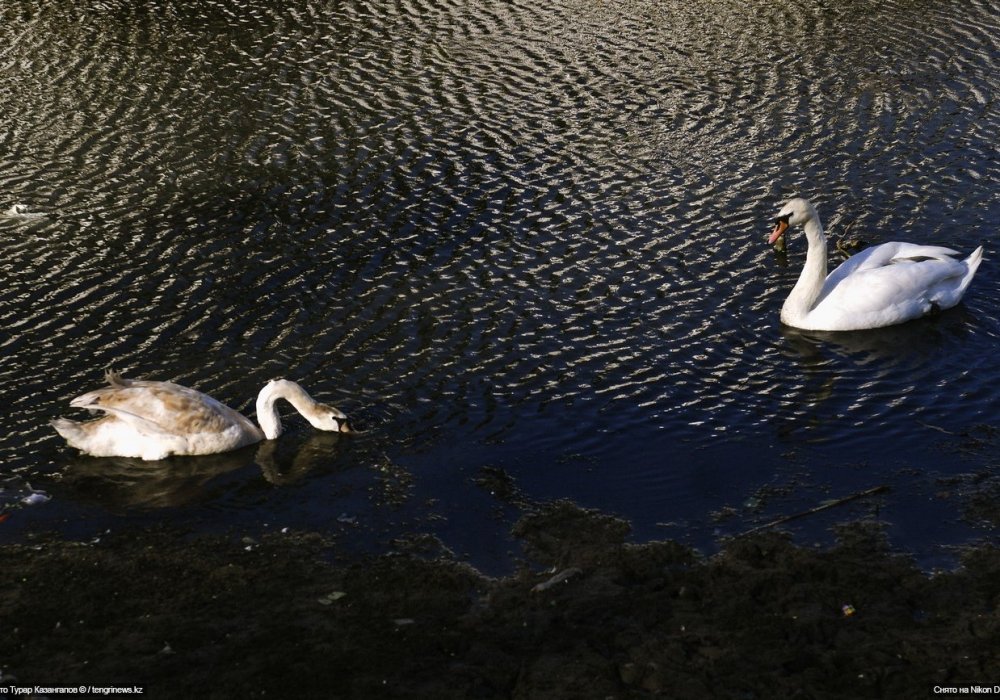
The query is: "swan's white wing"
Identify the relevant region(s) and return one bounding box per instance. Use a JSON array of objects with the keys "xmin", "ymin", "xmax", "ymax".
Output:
[
  {"xmin": 52, "ymin": 413, "xmax": 187, "ymax": 460},
  {"xmin": 810, "ymin": 255, "xmax": 970, "ymax": 330},
  {"xmin": 823, "ymin": 242, "xmax": 960, "ymax": 291}
]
